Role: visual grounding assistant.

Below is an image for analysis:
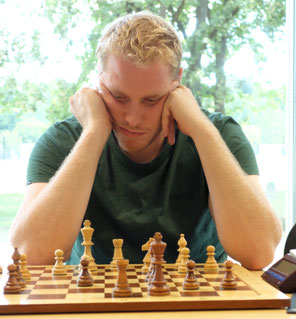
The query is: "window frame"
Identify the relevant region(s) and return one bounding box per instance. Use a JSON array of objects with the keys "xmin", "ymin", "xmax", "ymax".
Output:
[{"xmin": 287, "ymin": 0, "xmax": 296, "ymax": 229}]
